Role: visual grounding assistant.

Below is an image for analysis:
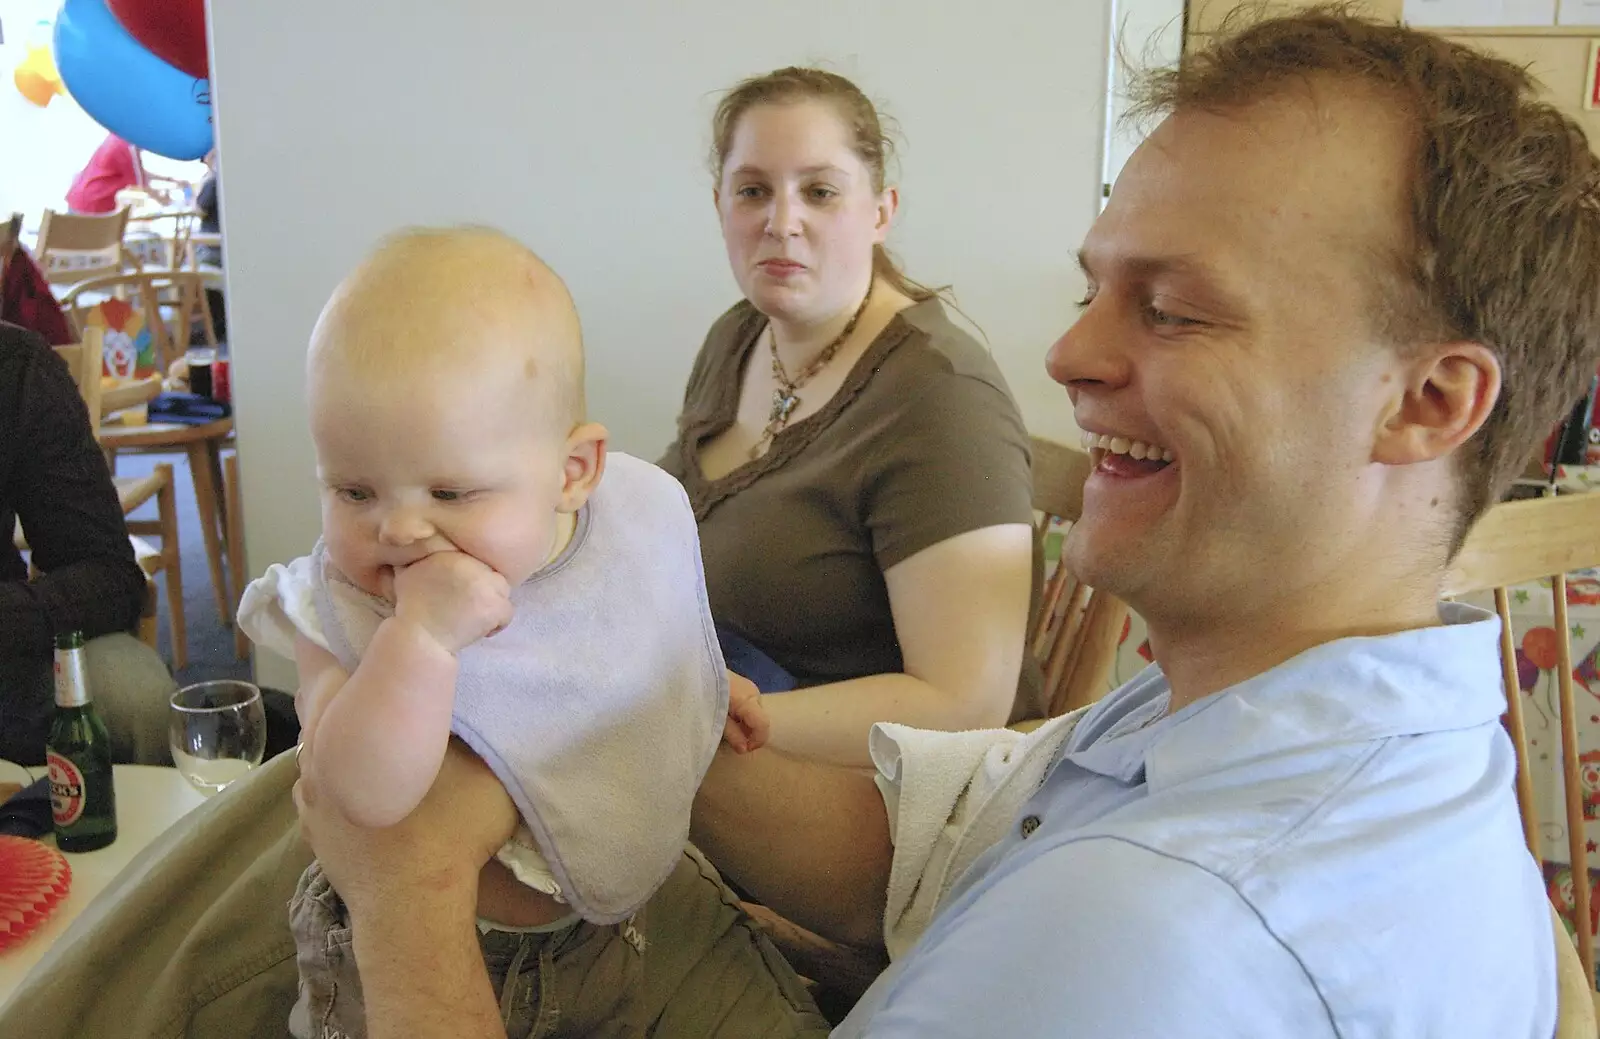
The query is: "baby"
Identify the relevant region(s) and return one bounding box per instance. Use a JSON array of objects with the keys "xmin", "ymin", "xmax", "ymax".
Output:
[{"xmin": 239, "ymin": 227, "xmax": 765, "ymax": 1038}]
